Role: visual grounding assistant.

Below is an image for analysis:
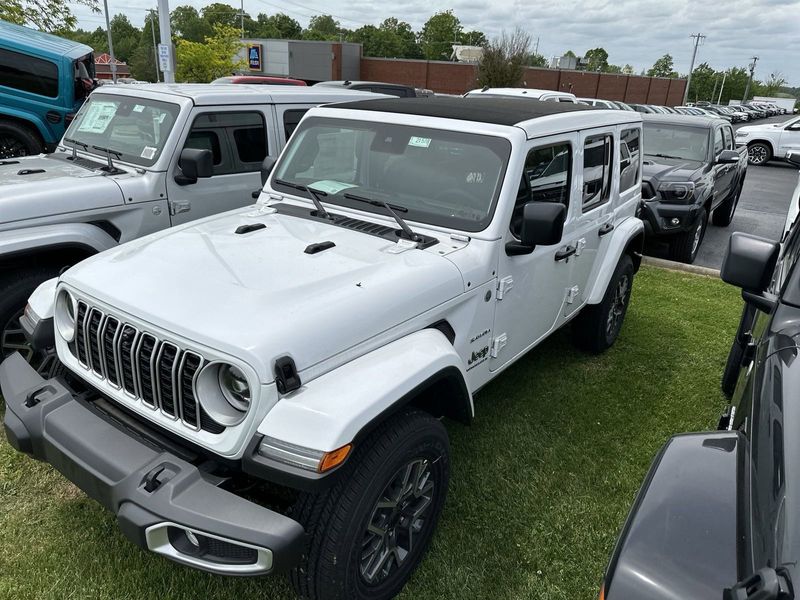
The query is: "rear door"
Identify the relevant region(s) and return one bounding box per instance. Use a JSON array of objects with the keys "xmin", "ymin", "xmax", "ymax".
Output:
[
  {"xmin": 778, "ymin": 117, "xmax": 800, "ymax": 159},
  {"xmin": 166, "ymin": 106, "xmax": 276, "ymax": 225}
]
